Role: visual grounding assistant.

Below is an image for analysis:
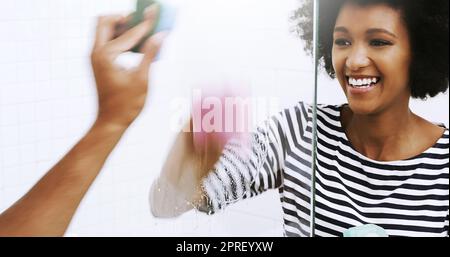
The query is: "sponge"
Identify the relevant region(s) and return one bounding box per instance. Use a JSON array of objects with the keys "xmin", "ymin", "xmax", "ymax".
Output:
[
  {"xmin": 343, "ymin": 224, "xmax": 388, "ymax": 237},
  {"xmin": 128, "ymin": 0, "xmax": 176, "ymax": 53}
]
